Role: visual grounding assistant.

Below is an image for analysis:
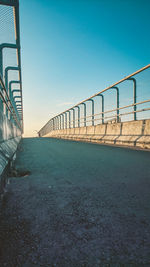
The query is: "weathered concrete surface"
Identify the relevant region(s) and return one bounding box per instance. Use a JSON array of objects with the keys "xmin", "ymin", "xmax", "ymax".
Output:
[
  {"xmin": 42, "ymin": 119, "xmax": 150, "ymax": 150},
  {"xmin": 0, "ymin": 138, "xmax": 150, "ymax": 266}
]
